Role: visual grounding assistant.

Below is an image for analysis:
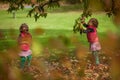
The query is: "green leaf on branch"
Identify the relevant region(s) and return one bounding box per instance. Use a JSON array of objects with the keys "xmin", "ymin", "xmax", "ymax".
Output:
[
  {"xmin": 34, "ymin": 13, "xmax": 40, "ymax": 22},
  {"xmin": 106, "ymin": 12, "xmax": 113, "ymax": 17},
  {"xmin": 73, "ymin": 17, "xmax": 82, "ymax": 34},
  {"xmin": 27, "ymin": 8, "xmax": 35, "ymax": 17}
]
